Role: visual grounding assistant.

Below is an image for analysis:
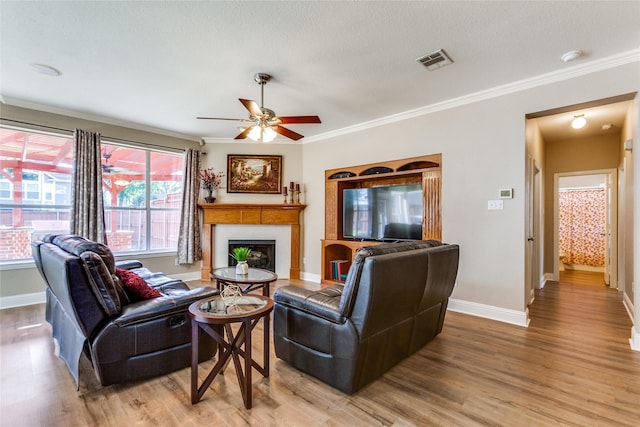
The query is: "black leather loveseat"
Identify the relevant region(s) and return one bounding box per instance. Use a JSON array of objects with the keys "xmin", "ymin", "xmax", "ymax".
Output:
[
  {"xmin": 273, "ymin": 240, "xmax": 459, "ymax": 393},
  {"xmin": 32, "ymin": 234, "xmax": 218, "ymax": 386}
]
